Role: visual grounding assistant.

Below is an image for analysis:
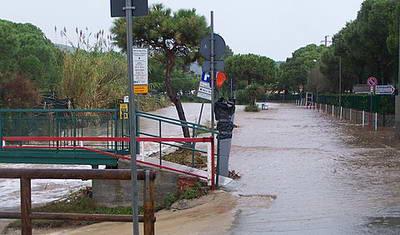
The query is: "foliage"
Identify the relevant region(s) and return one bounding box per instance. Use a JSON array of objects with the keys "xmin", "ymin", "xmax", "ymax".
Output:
[
  {"xmin": 245, "ymin": 104, "xmax": 260, "ymax": 112},
  {"xmin": 137, "ymin": 94, "xmax": 171, "ymax": 112},
  {"xmin": 278, "ymin": 44, "xmax": 326, "ymax": 93},
  {"xmin": 0, "ymin": 19, "xmax": 63, "ymax": 91},
  {"xmin": 320, "ymin": 0, "xmax": 400, "ymax": 91},
  {"xmin": 318, "ymin": 94, "xmax": 395, "ymax": 114},
  {"xmin": 59, "ymin": 50, "xmax": 127, "ymax": 109},
  {"xmin": 245, "ymin": 84, "xmax": 265, "ymax": 105},
  {"xmin": 0, "ymin": 74, "xmax": 40, "ymax": 108},
  {"xmin": 225, "ymin": 54, "xmax": 277, "ymax": 90},
  {"xmin": 111, "ymin": 4, "xmax": 209, "ymax": 137}
]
